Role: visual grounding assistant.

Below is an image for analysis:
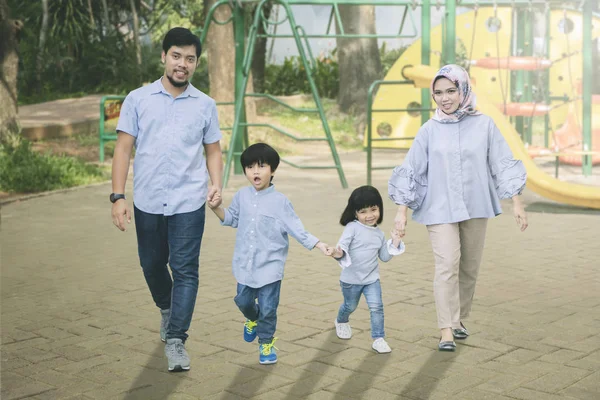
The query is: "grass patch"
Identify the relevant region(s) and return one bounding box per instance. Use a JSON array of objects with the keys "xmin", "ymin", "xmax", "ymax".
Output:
[{"xmin": 0, "ymin": 136, "xmax": 109, "ymax": 193}]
